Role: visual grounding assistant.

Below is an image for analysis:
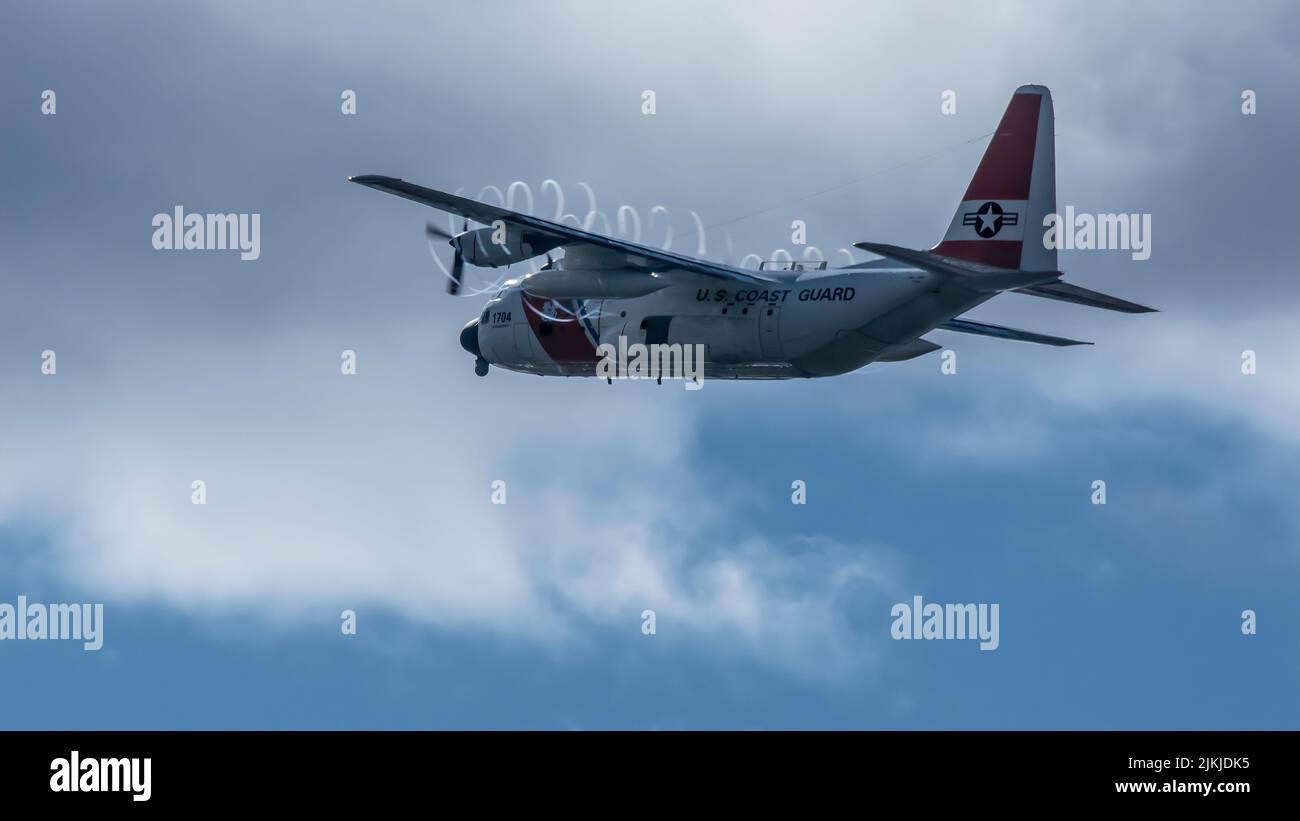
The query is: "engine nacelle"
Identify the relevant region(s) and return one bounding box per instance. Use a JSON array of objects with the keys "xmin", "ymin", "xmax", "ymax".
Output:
[{"xmin": 453, "ymin": 227, "xmax": 560, "ymax": 268}]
